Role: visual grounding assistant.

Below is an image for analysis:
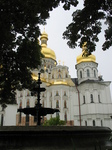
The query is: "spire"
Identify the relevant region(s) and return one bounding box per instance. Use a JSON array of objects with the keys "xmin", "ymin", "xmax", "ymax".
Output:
[{"xmin": 40, "ymin": 29, "xmax": 48, "ymax": 46}]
